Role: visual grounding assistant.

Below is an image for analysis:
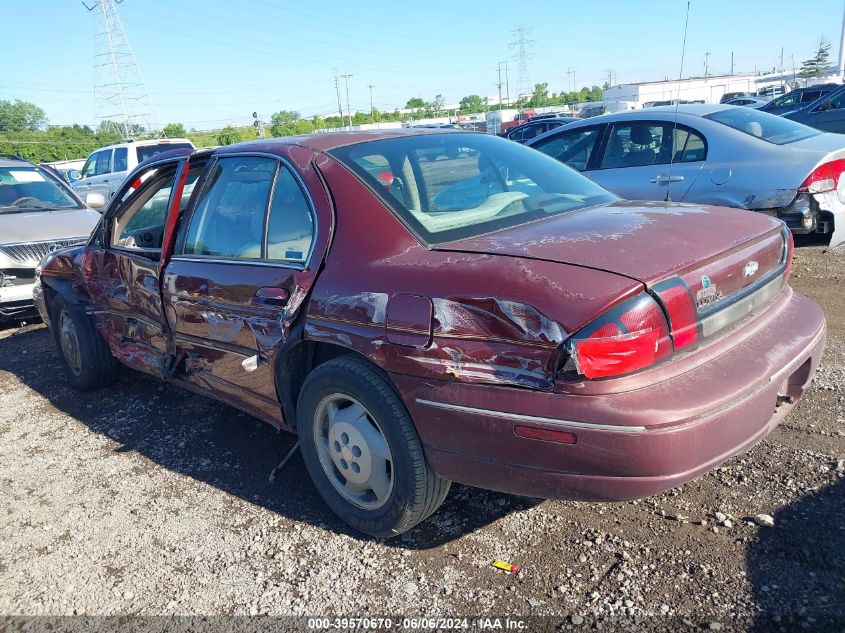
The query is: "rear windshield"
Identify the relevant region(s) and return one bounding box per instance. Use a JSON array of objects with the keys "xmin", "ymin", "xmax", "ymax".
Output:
[
  {"xmin": 704, "ymin": 108, "xmax": 819, "ymax": 144},
  {"xmin": 136, "ymin": 142, "xmax": 193, "ymax": 163},
  {"xmin": 330, "ymin": 133, "xmax": 617, "ymax": 245},
  {"xmin": 0, "ymin": 166, "xmax": 80, "ymax": 214}
]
